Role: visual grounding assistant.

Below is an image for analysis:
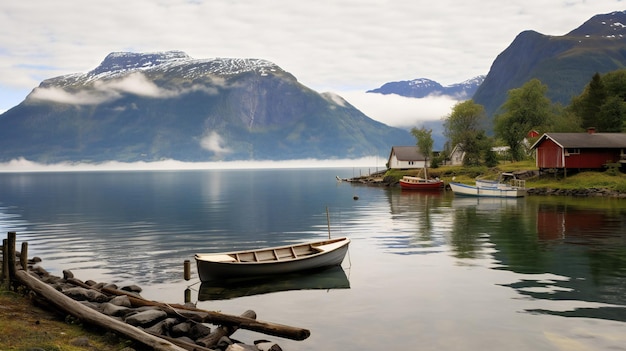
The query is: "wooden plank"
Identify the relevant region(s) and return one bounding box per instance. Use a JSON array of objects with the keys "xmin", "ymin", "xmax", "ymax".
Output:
[
  {"xmin": 293, "ymin": 245, "xmax": 317, "ymax": 256},
  {"xmin": 238, "ymin": 253, "xmax": 255, "ymax": 262},
  {"xmin": 256, "ymin": 250, "xmax": 276, "ymax": 262},
  {"xmin": 274, "ymin": 248, "xmax": 290, "ymax": 259}
]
